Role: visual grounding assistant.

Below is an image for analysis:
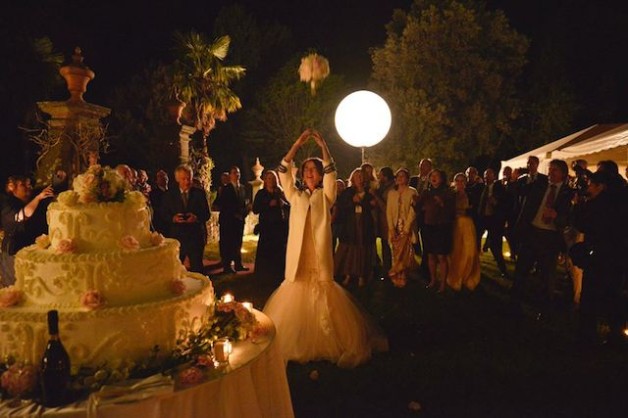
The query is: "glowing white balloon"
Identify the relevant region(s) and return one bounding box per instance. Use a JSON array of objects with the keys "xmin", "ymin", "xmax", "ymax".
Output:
[{"xmin": 334, "ymin": 90, "xmax": 391, "ymax": 148}]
